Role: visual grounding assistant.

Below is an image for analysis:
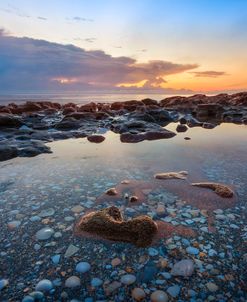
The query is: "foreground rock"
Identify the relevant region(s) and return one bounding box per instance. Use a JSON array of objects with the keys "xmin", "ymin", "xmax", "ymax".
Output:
[
  {"xmin": 191, "ymin": 182, "xmax": 234, "ymax": 198},
  {"xmin": 75, "ymin": 206, "xmax": 158, "ymax": 247},
  {"xmin": 154, "ymin": 171, "xmax": 188, "ymax": 180}
]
